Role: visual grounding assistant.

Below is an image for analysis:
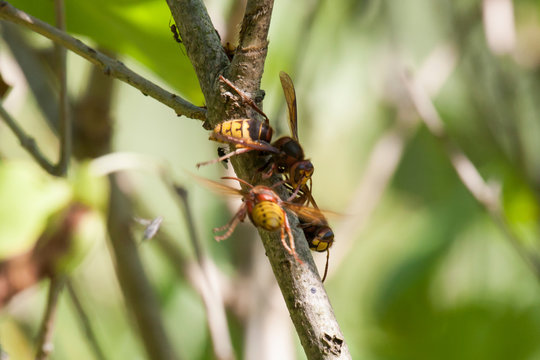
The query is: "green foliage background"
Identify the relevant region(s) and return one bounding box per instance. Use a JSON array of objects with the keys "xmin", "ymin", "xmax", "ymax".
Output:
[{"xmin": 1, "ymin": 0, "xmax": 540, "ymax": 359}]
